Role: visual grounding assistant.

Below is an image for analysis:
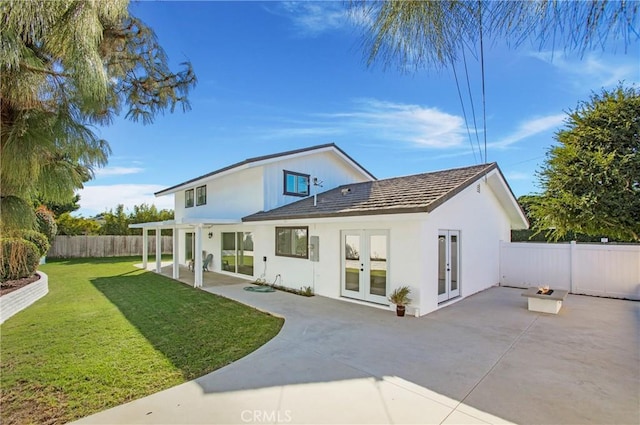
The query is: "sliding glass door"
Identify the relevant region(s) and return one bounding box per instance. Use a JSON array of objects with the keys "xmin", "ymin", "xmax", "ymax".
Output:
[{"xmin": 221, "ymin": 232, "xmax": 254, "ymax": 276}]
